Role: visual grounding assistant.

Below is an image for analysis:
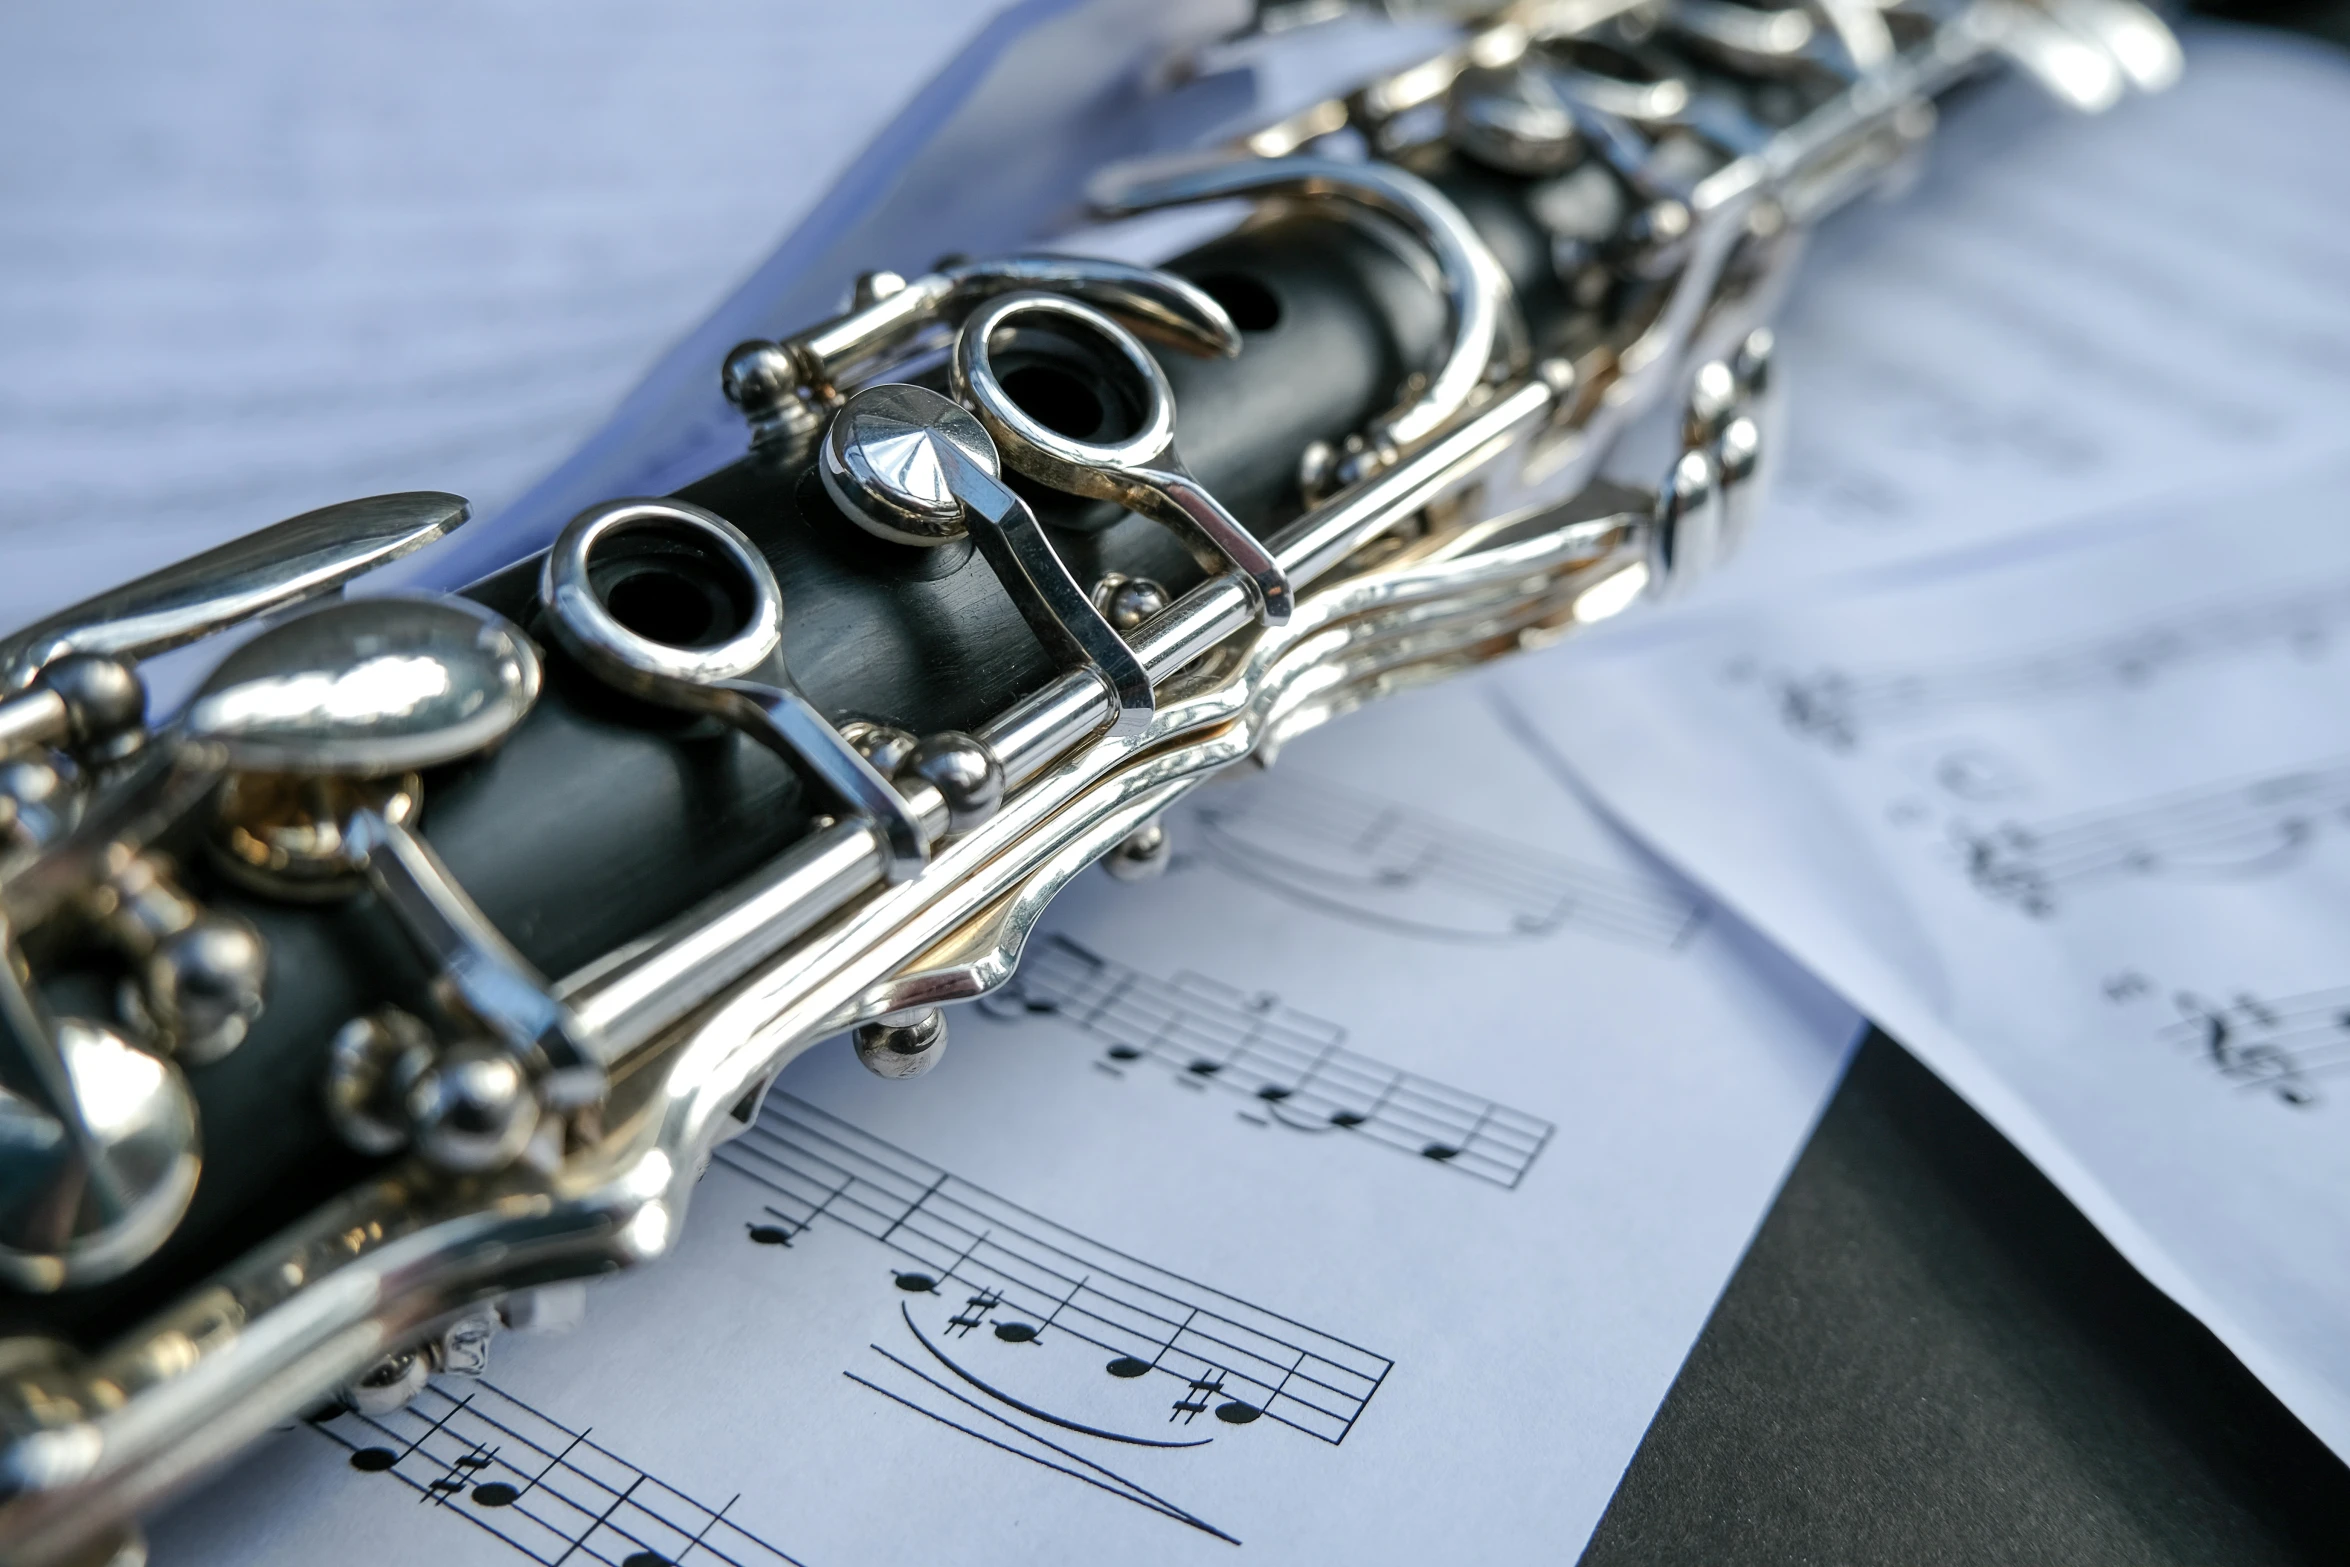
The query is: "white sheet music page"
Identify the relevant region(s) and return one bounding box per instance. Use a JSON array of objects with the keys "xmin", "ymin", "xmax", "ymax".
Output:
[
  {"xmin": 0, "ymin": 1, "xmax": 1002, "ymax": 632},
  {"xmin": 1685, "ymin": 24, "xmax": 2350, "ymax": 606},
  {"xmin": 1503, "ymin": 459, "xmax": 2350, "ymax": 1459},
  {"xmin": 149, "ymin": 675, "xmax": 1858, "ymax": 1565}
]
